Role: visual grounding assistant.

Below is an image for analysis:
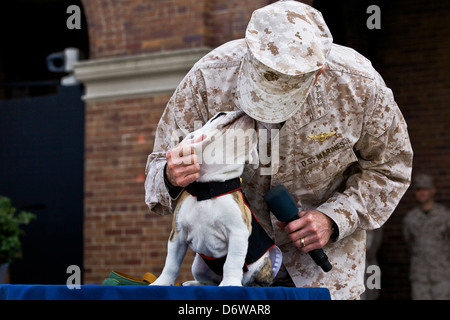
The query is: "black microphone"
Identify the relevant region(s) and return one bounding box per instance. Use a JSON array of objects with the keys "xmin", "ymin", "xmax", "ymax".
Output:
[{"xmin": 264, "ymin": 185, "xmax": 332, "ymax": 272}]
